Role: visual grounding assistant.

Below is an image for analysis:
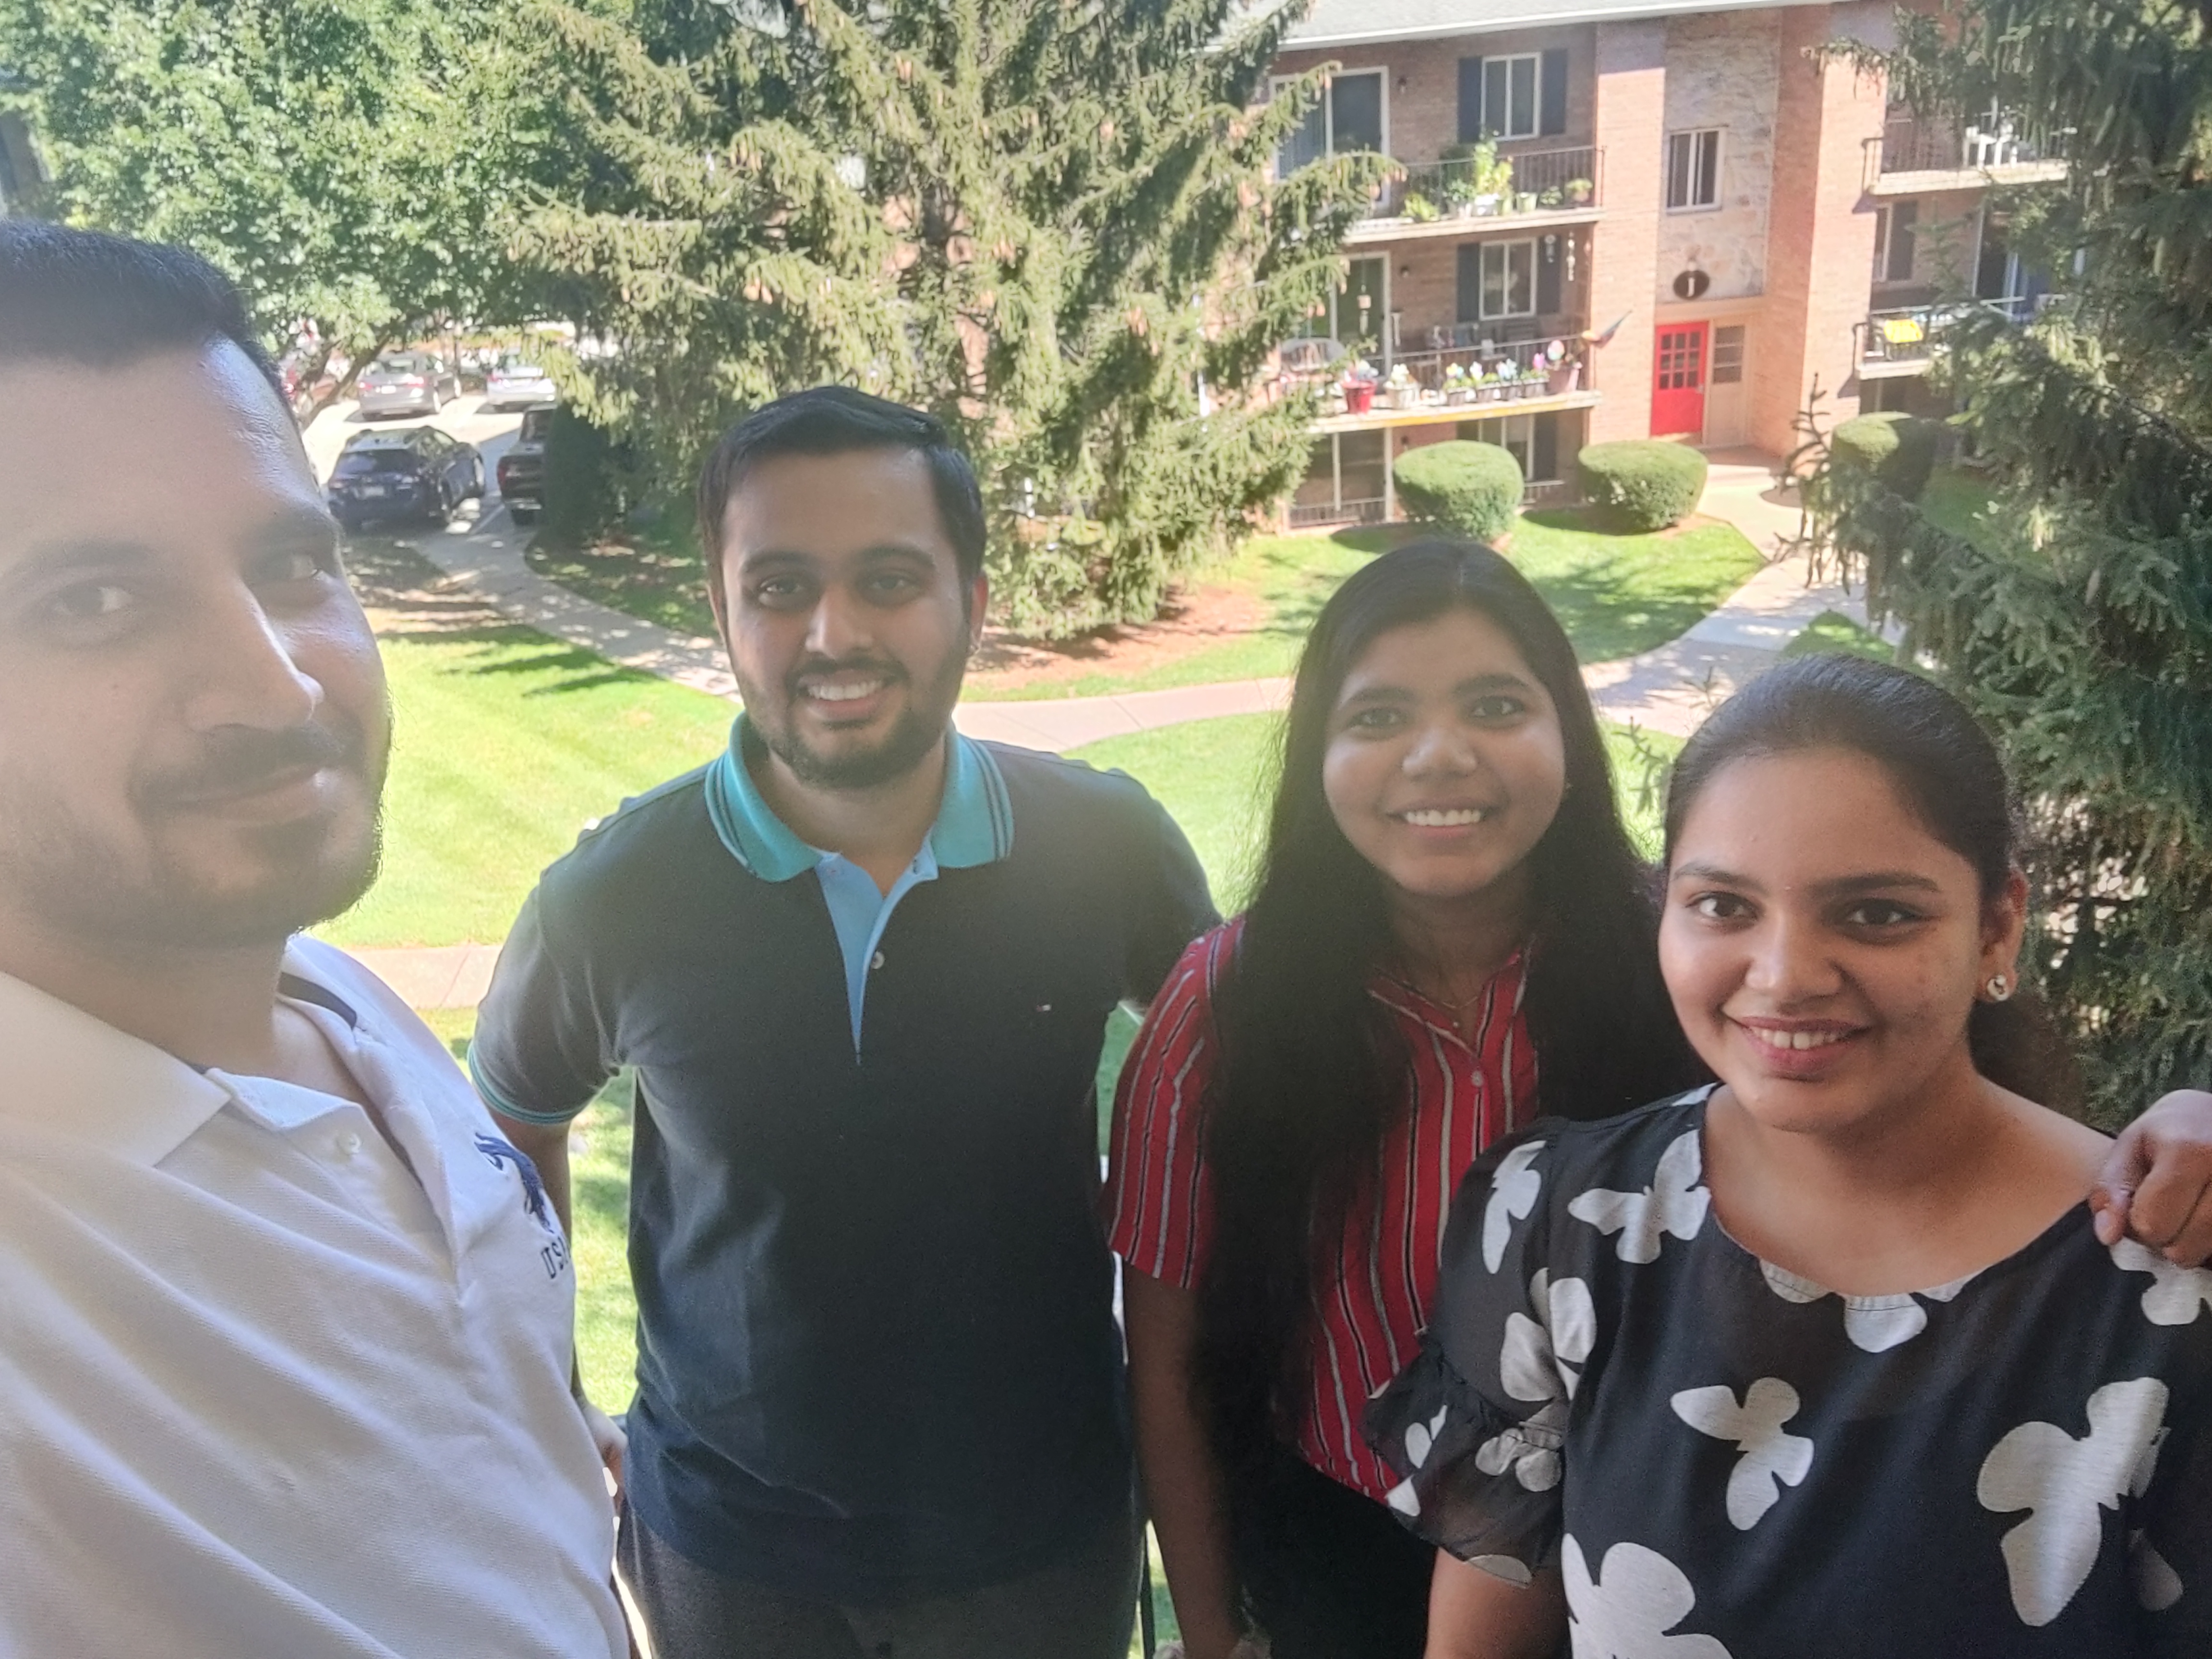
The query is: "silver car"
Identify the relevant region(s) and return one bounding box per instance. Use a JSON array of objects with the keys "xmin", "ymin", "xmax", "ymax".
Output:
[
  {"xmin": 482, "ymin": 358, "xmax": 558, "ymax": 412},
  {"xmin": 356, "ymin": 352, "xmax": 462, "ymax": 419}
]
